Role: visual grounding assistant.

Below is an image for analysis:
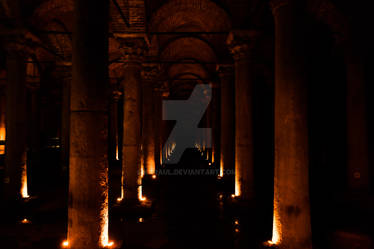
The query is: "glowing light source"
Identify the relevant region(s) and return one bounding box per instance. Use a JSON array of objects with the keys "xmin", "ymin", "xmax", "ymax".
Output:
[
  {"xmin": 21, "ymin": 218, "xmax": 31, "ymax": 224},
  {"xmin": 0, "ymin": 127, "xmax": 5, "ymax": 155},
  {"xmin": 152, "ymin": 174, "xmax": 157, "ymax": 179},
  {"xmin": 234, "ymin": 219, "xmax": 239, "ymax": 225},
  {"xmin": 138, "ymin": 217, "xmax": 143, "ymax": 223},
  {"xmin": 234, "ymin": 173, "xmax": 241, "ymax": 197},
  {"xmin": 21, "ymin": 163, "xmax": 29, "ymax": 198},
  {"xmin": 270, "ymin": 208, "xmax": 281, "ymax": 245},
  {"xmin": 115, "ymin": 145, "xmax": 119, "ymax": 161},
  {"xmin": 138, "ymin": 186, "xmax": 146, "ymax": 202},
  {"xmin": 103, "ymin": 241, "xmax": 115, "ymax": 248},
  {"xmin": 231, "ymin": 194, "xmax": 236, "ymax": 198},
  {"xmin": 62, "ymin": 240, "xmax": 69, "ymax": 248}
]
